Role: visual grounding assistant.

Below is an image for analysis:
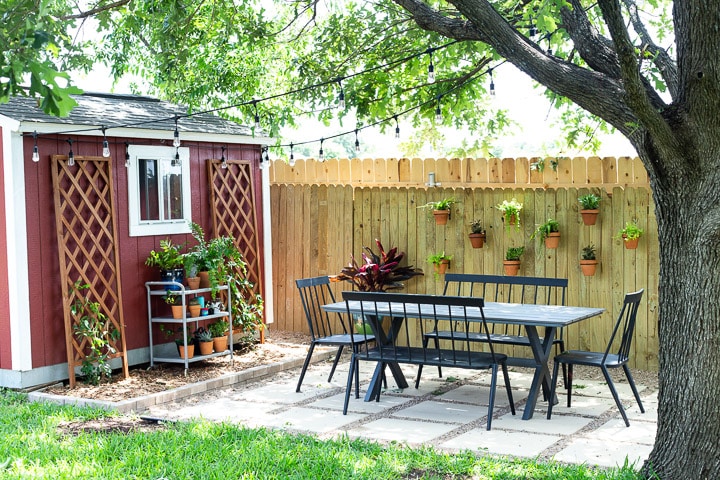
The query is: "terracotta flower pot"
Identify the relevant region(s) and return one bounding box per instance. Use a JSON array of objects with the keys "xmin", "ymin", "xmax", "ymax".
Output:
[
  {"xmin": 433, "ymin": 210, "xmax": 450, "ymax": 225},
  {"xmin": 505, "ymin": 213, "xmax": 518, "ymax": 226},
  {"xmin": 544, "ymin": 232, "xmax": 561, "ymax": 249},
  {"xmin": 213, "ymin": 336, "xmax": 228, "ymax": 353},
  {"xmin": 622, "ymin": 235, "xmax": 639, "ymax": 249},
  {"xmin": 580, "ymin": 259, "xmax": 598, "ymax": 276},
  {"xmin": 178, "ymin": 344, "xmax": 195, "ymax": 359},
  {"xmin": 434, "ymin": 259, "xmax": 450, "ymax": 275},
  {"xmin": 469, "ymin": 233, "xmax": 486, "ymax": 248},
  {"xmin": 198, "ymin": 271, "xmax": 210, "ymax": 288},
  {"xmin": 171, "ymin": 304, "xmax": 185, "ymax": 319},
  {"xmin": 186, "ymin": 276, "xmax": 201, "ymax": 290},
  {"xmin": 188, "ymin": 305, "xmax": 202, "ymax": 318},
  {"xmin": 198, "ymin": 341, "xmax": 214, "ymax": 356},
  {"xmin": 580, "ymin": 209, "xmax": 599, "ymax": 226},
  {"xmin": 503, "ymin": 260, "xmax": 521, "ymax": 276}
]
